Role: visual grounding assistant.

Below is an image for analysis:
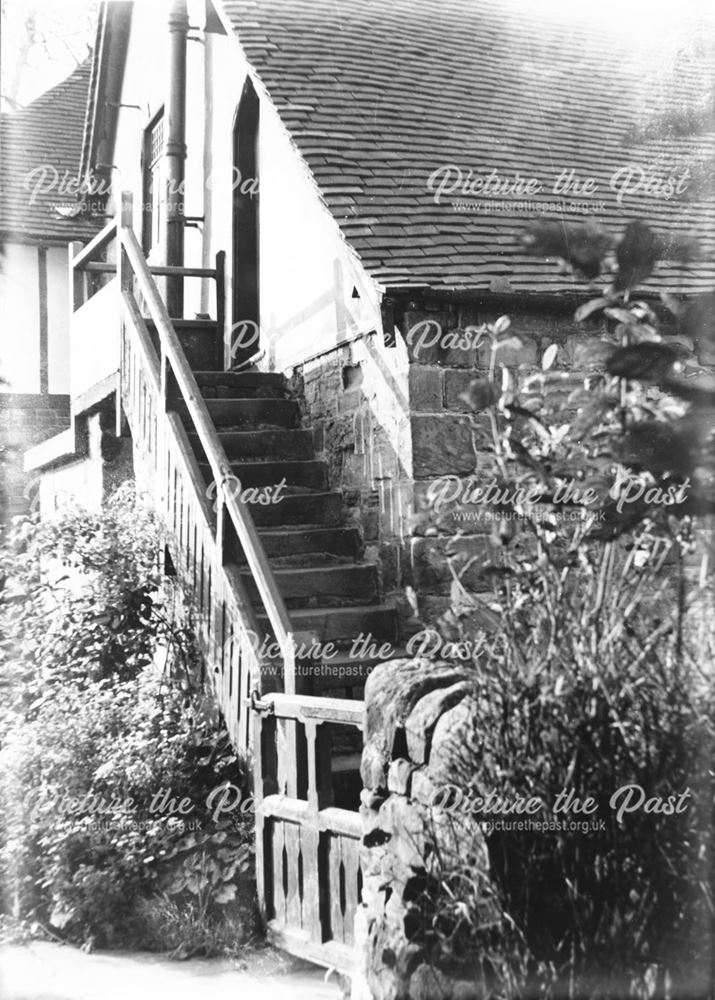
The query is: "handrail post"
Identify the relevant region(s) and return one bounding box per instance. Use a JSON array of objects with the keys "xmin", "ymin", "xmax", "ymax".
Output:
[
  {"xmin": 118, "ymin": 191, "xmax": 134, "ymax": 285},
  {"xmin": 116, "ymin": 193, "xmax": 134, "ymax": 437},
  {"xmin": 281, "ymin": 633, "xmax": 296, "ymax": 696},
  {"xmin": 69, "ymin": 241, "xmax": 83, "ymax": 313},
  {"xmin": 215, "ymin": 250, "xmax": 226, "ymax": 370}
]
